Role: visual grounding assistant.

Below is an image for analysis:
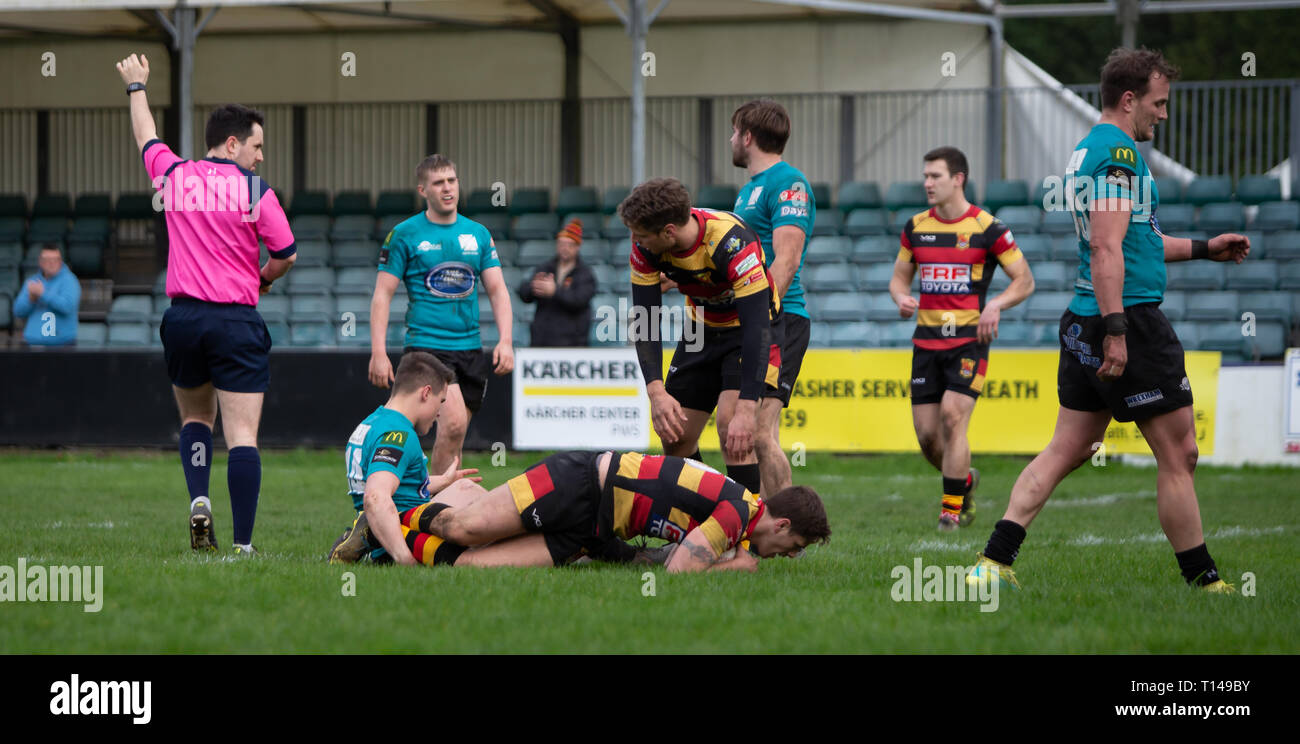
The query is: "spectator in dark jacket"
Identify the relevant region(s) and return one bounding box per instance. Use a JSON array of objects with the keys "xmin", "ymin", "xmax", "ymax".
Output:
[{"xmin": 517, "ymin": 218, "xmax": 596, "ymax": 347}]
